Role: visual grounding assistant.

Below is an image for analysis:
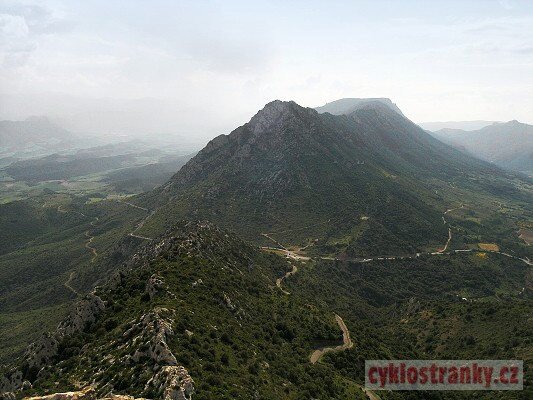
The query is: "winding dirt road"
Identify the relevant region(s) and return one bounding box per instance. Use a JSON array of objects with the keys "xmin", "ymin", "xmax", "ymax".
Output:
[
  {"xmin": 56, "ymin": 205, "xmax": 100, "ymax": 262},
  {"xmin": 85, "ymin": 231, "xmax": 98, "ymax": 262},
  {"xmin": 116, "ymin": 199, "xmax": 149, "ymax": 211},
  {"xmin": 83, "ymin": 214, "xmax": 100, "ymax": 262},
  {"xmin": 259, "ymin": 203, "xmax": 533, "ymax": 267},
  {"xmin": 363, "ymin": 388, "xmax": 381, "ymax": 400},
  {"xmin": 436, "ymin": 227, "xmax": 452, "ymax": 254},
  {"xmin": 310, "ymin": 314, "xmax": 353, "ymax": 364},
  {"xmin": 117, "ymin": 199, "xmax": 155, "ymax": 241},
  {"xmin": 63, "ymin": 271, "xmax": 80, "ymax": 296},
  {"xmin": 435, "ymin": 204, "xmax": 463, "ymax": 254},
  {"xmin": 275, "ymin": 262, "xmax": 298, "ymax": 295},
  {"xmin": 129, "ymin": 233, "xmax": 154, "ymax": 241}
]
